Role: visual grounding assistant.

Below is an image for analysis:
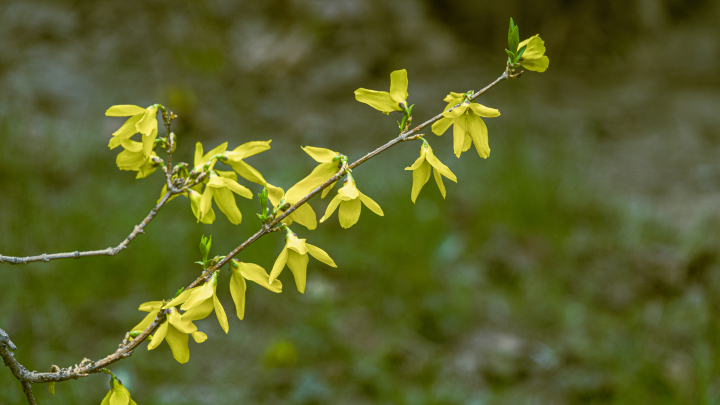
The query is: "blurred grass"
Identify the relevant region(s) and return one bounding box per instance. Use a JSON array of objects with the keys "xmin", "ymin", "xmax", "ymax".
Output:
[{"xmin": 2, "ymin": 0, "xmax": 720, "ymax": 404}]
